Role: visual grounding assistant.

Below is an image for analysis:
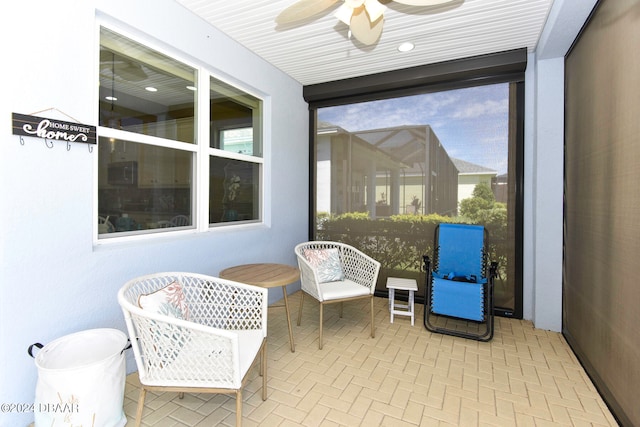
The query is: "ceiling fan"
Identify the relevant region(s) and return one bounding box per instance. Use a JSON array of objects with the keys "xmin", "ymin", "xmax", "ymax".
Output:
[{"xmin": 276, "ymin": 0, "xmax": 457, "ymax": 46}]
